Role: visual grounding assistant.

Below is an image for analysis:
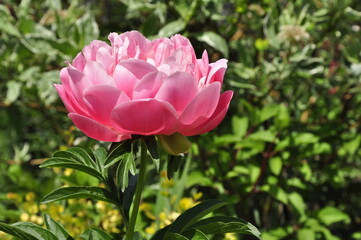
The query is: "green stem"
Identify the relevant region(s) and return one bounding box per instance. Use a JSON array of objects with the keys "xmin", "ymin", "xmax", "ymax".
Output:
[{"xmin": 125, "ymin": 140, "xmax": 148, "ymax": 240}]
